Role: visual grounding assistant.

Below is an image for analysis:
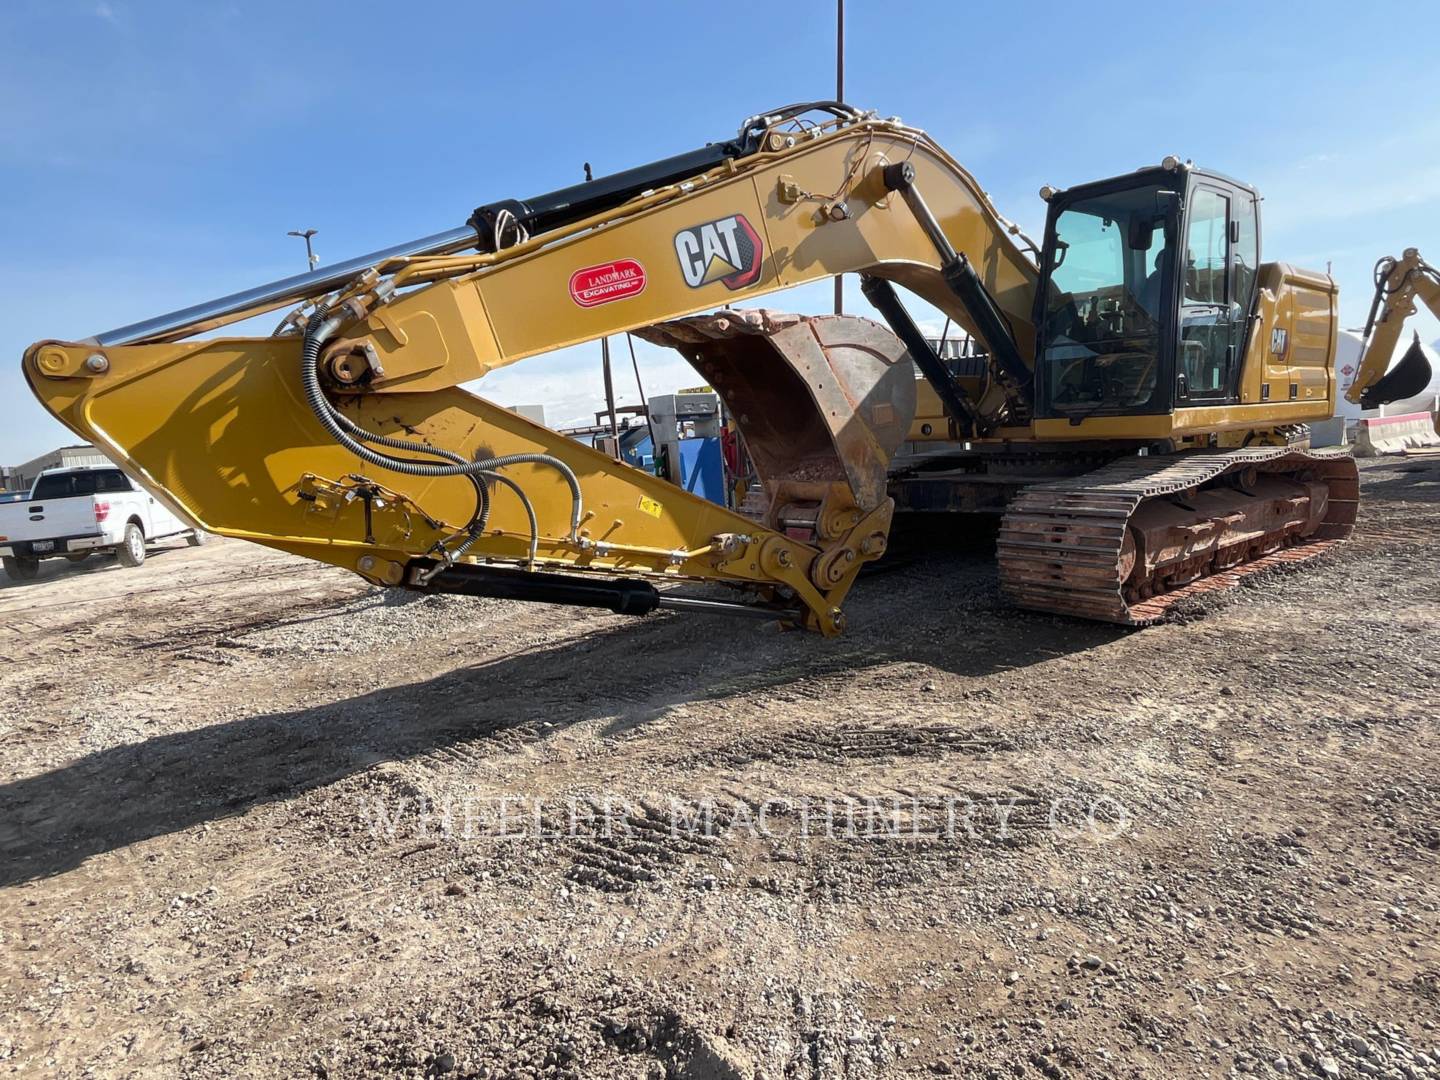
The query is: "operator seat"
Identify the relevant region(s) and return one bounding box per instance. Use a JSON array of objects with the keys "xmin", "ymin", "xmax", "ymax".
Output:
[{"xmin": 1139, "ymin": 248, "xmax": 1170, "ymax": 318}]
